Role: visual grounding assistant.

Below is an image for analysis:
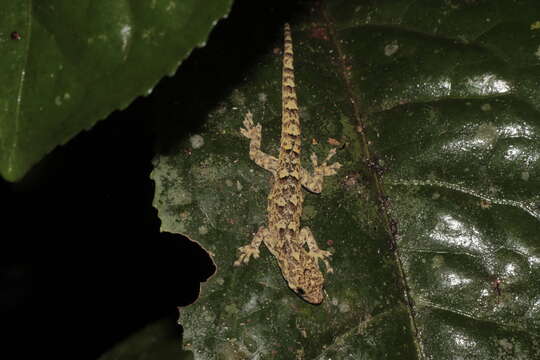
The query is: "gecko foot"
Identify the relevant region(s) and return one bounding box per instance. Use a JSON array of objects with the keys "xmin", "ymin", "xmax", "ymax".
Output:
[
  {"xmin": 240, "ymin": 111, "xmax": 261, "ymax": 141},
  {"xmin": 324, "ymin": 147, "xmax": 337, "ymax": 162},
  {"xmin": 322, "ymin": 162, "xmax": 342, "ymax": 176},
  {"xmin": 233, "ymin": 244, "xmax": 260, "ymax": 266},
  {"xmin": 310, "ymin": 149, "xmax": 342, "ymax": 176},
  {"xmin": 307, "ymin": 249, "xmax": 334, "ymax": 273}
]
